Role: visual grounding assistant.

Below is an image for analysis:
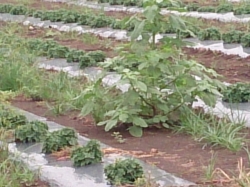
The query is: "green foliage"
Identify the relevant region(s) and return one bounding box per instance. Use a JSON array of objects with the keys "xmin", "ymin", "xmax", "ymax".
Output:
[
  {"xmin": 216, "ymin": 4, "xmax": 233, "ymax": 13},
  {"xmin": 26, "ymin": 39, "xmax": 106, "ymax": 67},
  {"xmin": 47, "ymin": 46, "xmax": 69, "ymax": 58},
  {"xmin": 0, "ymin": 105, "xmax": 27, "ymax": 129},
  {"xmin": 241, "ymin": 33, "xmax": 250, "ymax": 47},
  {"xmin": 71, "ymin": 140, "xmax": 103, "ymax": 166},
  {"xmin": 104, "ymin": 159, "xmax": 144, "ymax": 185},
  {"xmin": 197, "ymin": 6, "xmax": 216, "ymax": 13},
  {"xmin": 89, "ymin": 14, "xmax": 113, "ymax": 28},
  {"xmin": 222, "ymin": 83, "xmax": 250, "ymax": 103},
  {"xmin": 186, "ymin": 3, "xmax": 199, "ymax": 11},
  {"xmin": 177, "ymin": 107, "xmax": 246, "ymax": 152},
  {"xmin": 0, "ymin": 4, "xmax": 13, "ymax": 13},
  {"xmin": 234, "ymin": 6, "xmax": 250, "ymax": 15},
  {"xmin": 66, "ymin": 49, "xmax": 86, "ymax": 63},
  {"xmin": 198, "ymin": 27, "xmax": 221, "ymax": 41},
  {"xmin": 42, "ymin": 128, "xmax": 78, "ymax": 154},
  {"xmin": 88, "ymin": 50, "xmax": 106, "ymax": 62},
  {"xmin": 15, "ymin": 121, "xmax": 48, "ymax": 143},
  {"xmin": 79, "ymin": 55, "xmax": 96, "ymax": 68},
  {"xmin": 81, "ymin": 0, "xmax": 224, "ymax": 137},
  {"xmin": 222, "ymin": 30, "xmax": 244, "ymax": 44}
]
